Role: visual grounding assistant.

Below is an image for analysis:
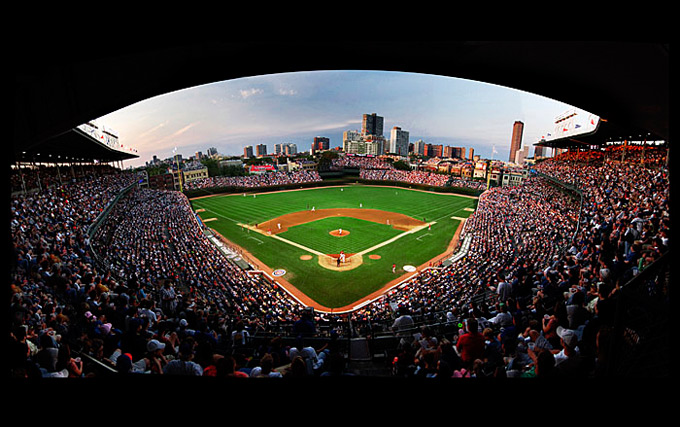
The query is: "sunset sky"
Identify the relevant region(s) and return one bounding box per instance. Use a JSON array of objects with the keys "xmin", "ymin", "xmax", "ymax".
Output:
[{"xmin": 95, "ymin": 70, "xmax": 589, "ymax": 167}]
